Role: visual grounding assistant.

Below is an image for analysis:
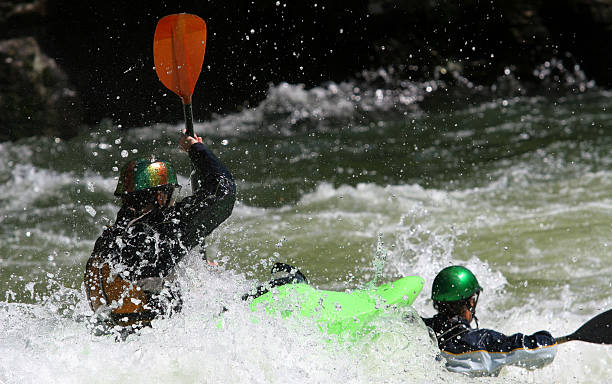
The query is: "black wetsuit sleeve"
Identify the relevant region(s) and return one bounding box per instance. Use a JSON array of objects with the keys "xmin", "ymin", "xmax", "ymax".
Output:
[
  {"xmin": 439, "ymin": 327, "xmax": 557, "ymax": 375},
  {"xmin": 422, "ymin": 315, "xmax": 556, "ymax": 354},
  {"xmin": 422, "ymin": 315, "xmax": 557, "ymax": 375},
  {"xmin": 459, "ymin": 329, "xmax": 557, "ymax": 354},
  {"xmin": 166, "ymin": 142, "xmax": 236, "ymax": 250}
]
